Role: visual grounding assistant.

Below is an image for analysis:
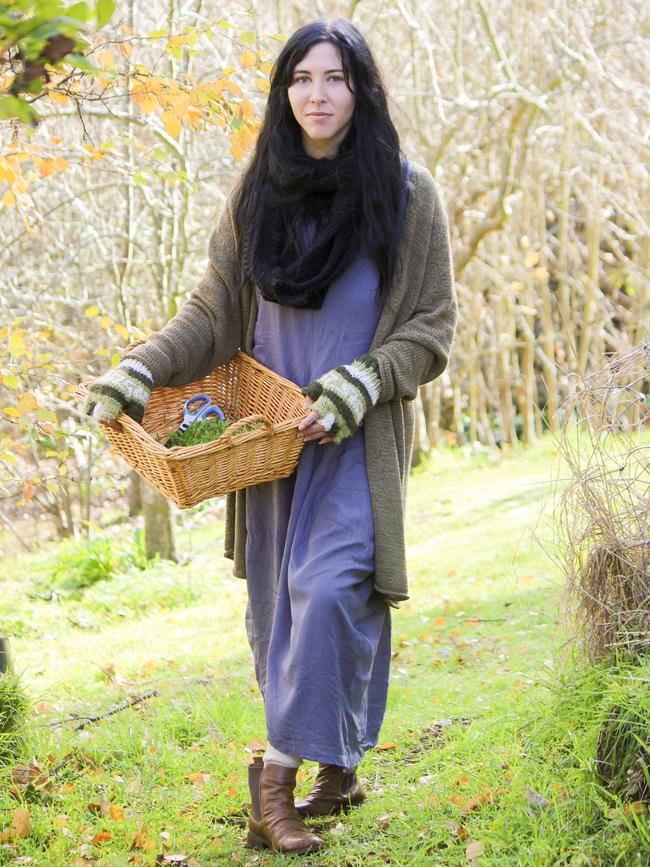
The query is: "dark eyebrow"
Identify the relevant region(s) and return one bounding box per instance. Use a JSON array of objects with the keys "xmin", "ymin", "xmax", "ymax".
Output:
[{"xmin": 292, "ymin": 68, "xmax": 344, "ymax": 75}]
